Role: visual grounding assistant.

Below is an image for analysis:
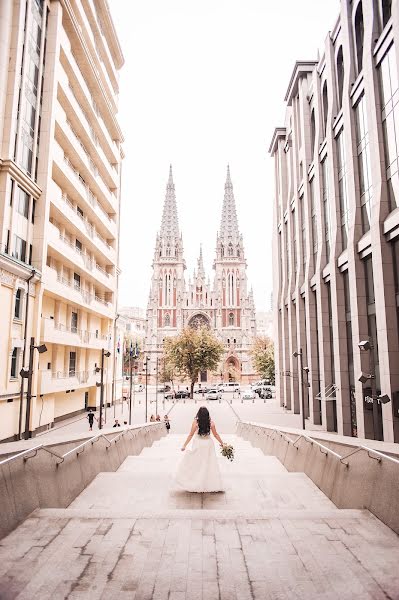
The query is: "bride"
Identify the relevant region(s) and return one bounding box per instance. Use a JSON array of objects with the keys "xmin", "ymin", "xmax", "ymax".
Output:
[{"xmin": 175, "ymin": 406, "xmax": 225, "ymax": 493}]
